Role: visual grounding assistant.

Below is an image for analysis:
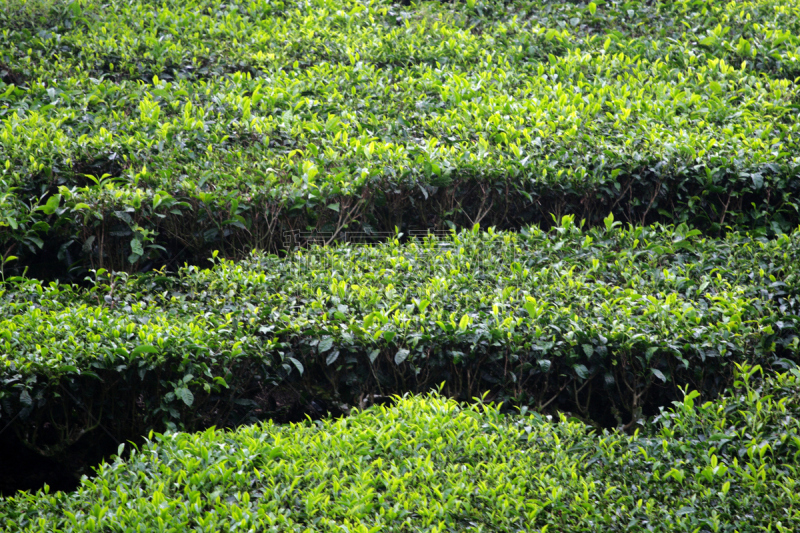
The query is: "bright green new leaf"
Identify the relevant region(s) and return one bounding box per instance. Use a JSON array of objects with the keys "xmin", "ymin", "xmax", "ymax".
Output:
[{"xmin": 39, "ymin": 194, "xmax": 62, "ymax": 215}]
